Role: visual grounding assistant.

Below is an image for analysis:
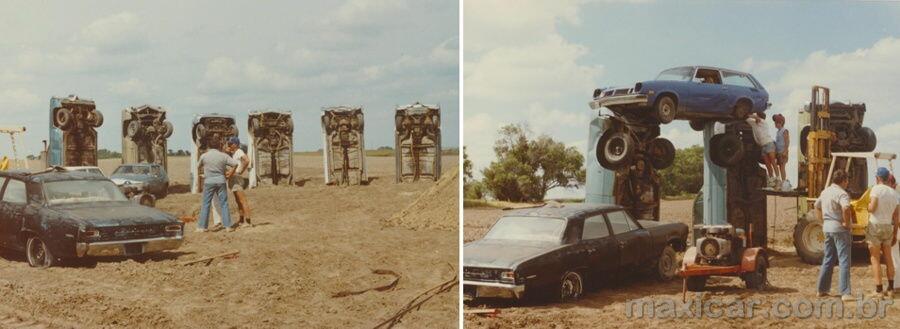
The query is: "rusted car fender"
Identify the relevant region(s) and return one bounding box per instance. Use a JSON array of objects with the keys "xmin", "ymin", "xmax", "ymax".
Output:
[{"xmin": 740, "ymin": 247, "xmax": 767, "ymax": 273}]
